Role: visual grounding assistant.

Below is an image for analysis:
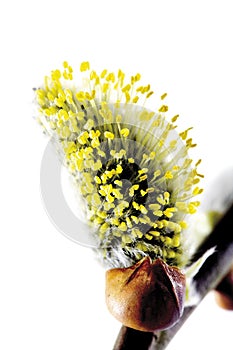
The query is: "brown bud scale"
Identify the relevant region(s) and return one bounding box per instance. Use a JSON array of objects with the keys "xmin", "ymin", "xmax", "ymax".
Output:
[{"xmin": 105, "ymin": 256, "xmax": 186, "ymax": 332}]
